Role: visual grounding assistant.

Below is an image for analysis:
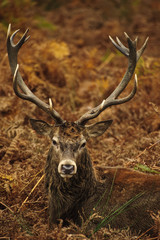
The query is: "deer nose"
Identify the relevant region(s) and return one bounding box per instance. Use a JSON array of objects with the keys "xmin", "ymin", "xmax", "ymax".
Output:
[
  {"xmin": 58, "ymin": 159, "xmax": 77, "ymax": 178},
  {"xmin": 61, "ymin": 164, "xmax": 74, "ymax": 175}
]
